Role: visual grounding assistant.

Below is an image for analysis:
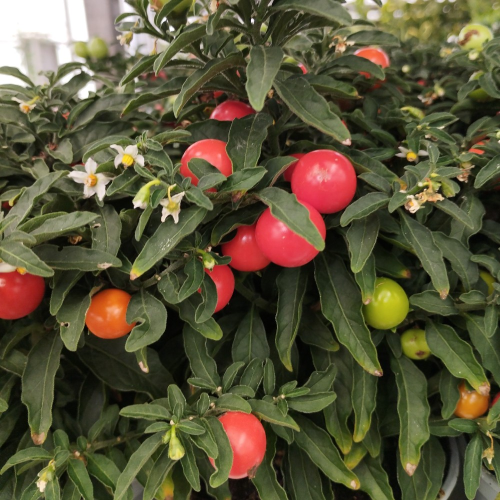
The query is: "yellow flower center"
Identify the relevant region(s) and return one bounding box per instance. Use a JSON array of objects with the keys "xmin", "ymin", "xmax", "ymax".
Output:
[
  {"xmin": 406, "ymin": 152, "xmax": 418, "ymax": 162},
  {"xmin": 85, "ymin": 174, "xmax": 98, "ymax": 187},
  {"xmin": 21, "ymin": 104, "xmax": 31, "ymax": 113},
  {"xmin": 166, "ymin": 201, "xmax": 178, "ymax": 212},
  {"xmin": 122, "ymin": 154, "xmax": 135, "ymax": 167},
  {"xmin": 16, "ymin": 267, "xmax": 27, "ymax": 275}
]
